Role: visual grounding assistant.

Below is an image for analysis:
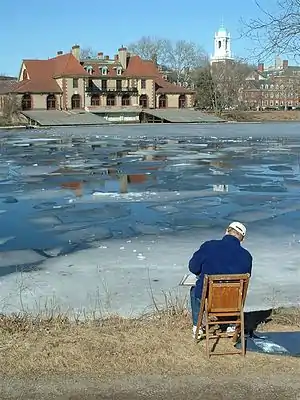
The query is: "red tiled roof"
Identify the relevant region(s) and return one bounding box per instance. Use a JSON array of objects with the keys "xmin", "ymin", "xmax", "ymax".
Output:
[
  {"xmin": 13, "ymin": 75, "xmax": 62, "ymax": 94},
  {"xmin": 155, "ymin": 77, "xmax": 194, "ymax": 94},
  {"xmin": 124, "ymin": 55, "xmax": 194, "ymax": 94},
  {"xmin": 12, "ymin": 53, "xmax": 88, "ymax": 94},
  {"xmin": 52, "ymin": 53, "xmax": 89, "ymax": 77},
  {"xmin": 123, "ymin": 56, "xmax": 160, "ymax": 78}
]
